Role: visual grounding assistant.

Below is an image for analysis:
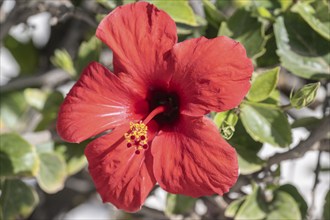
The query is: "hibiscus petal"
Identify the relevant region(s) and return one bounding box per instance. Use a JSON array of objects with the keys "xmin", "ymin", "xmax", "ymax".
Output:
[
  {"xmin": 57, "ymin": 62, "xmax": 147, "ymax": 143},
  {"xmin": 151, "ymin": 115, "xmax": 238, "ymax": 197},
  {"xmin": 169, "ymin": 36, "xmax": 253, "ymax": 116},
  {"xmin": 85, "ymin": 124, "xmax": 156, "ymax": 212},
  {"xmin": 96, "ymin": 2, "xmax": 177, "ymax": 90}
]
